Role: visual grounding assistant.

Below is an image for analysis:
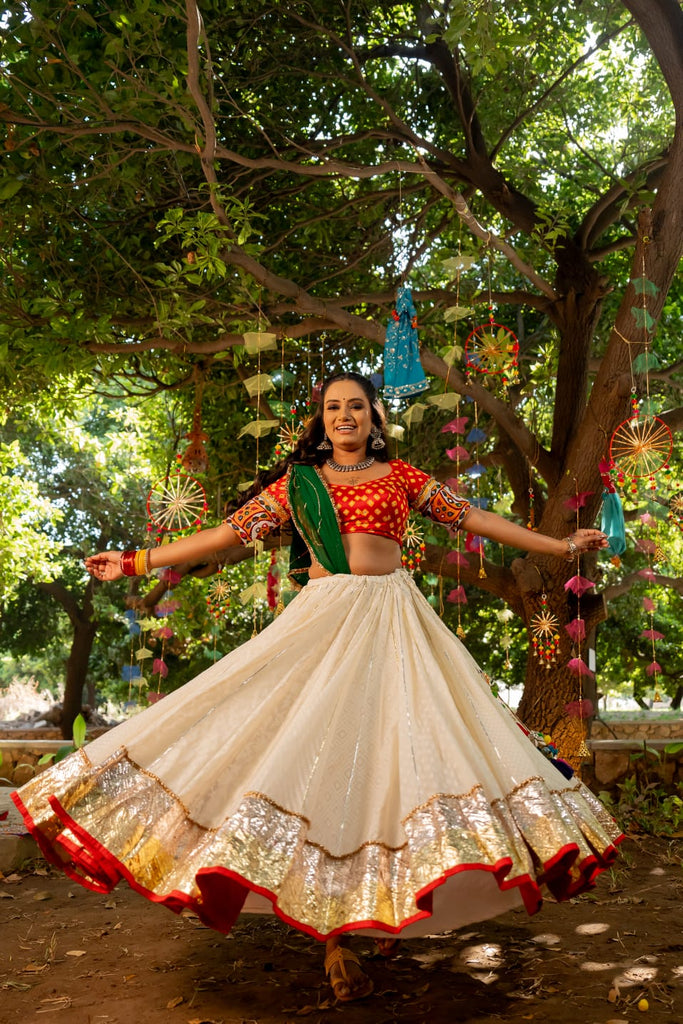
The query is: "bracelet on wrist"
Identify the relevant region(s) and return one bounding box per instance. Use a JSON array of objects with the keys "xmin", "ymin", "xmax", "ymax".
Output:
[
  {"xmin": 564, "ymin": 536, "xmax": 579, "ymax": 560},
  {"xmin": 120, "ymin": 550, "xmax": 138, "ymax": 576}
]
